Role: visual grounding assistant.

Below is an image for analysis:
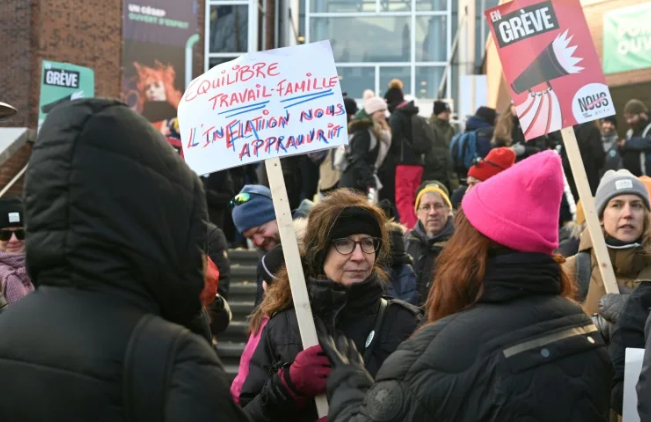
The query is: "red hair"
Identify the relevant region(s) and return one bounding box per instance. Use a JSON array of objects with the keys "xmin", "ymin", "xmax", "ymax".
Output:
[{"xmin": 424, "ymin": 210, "xmax": 576, "ymax": 322}]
